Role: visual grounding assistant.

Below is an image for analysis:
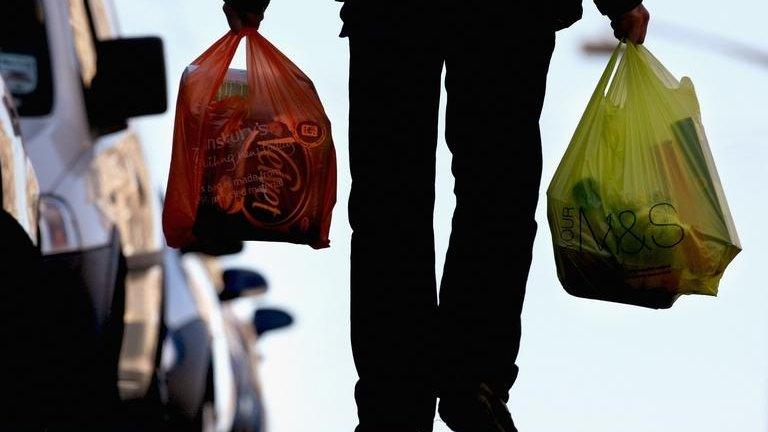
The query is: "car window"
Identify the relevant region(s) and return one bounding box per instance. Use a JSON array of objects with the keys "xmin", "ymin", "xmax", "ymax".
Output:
[{"xmin": 0, "ymin": 0, "xmax": 54, "ymax": 117}]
